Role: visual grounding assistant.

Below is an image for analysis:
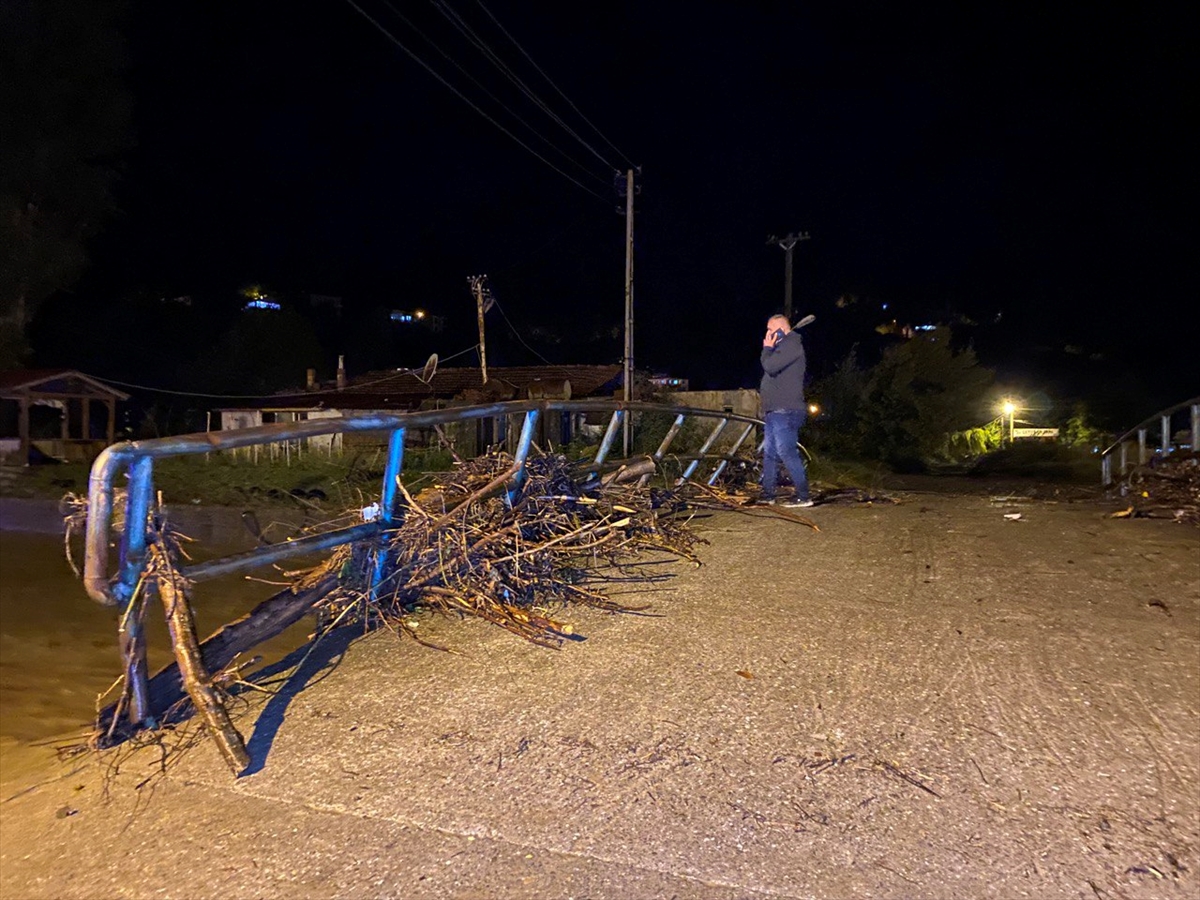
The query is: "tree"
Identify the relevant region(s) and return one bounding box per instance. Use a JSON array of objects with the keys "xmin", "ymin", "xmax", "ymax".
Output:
[
  {"xmin": 856, "ymin": 331, "xmax": 995, "ymax": 466},
  {"xmin": 807, "ymin": 345, "xmax": 869, "ymax": 457},
  {"xmin": 0, "ymin": 0, "xmax": 132, "ymax": 367},
  {"xmin": 1061, "ymin": 402, "xmax": 1109, "ymax": 449},
  {"xmin": 196, "ymin": 307, "xmax": 326, "ymax": 396}
]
